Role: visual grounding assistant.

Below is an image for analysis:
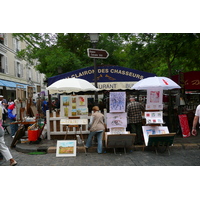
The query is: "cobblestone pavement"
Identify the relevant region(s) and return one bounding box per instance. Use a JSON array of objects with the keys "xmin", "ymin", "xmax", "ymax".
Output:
[
  {"xmin": 1, "ymin": 126, "xmax": 200, "ymax": 166},
  {"xmin": 1, "ymin": 145, "xmax": 200, "ymax": 166}
]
